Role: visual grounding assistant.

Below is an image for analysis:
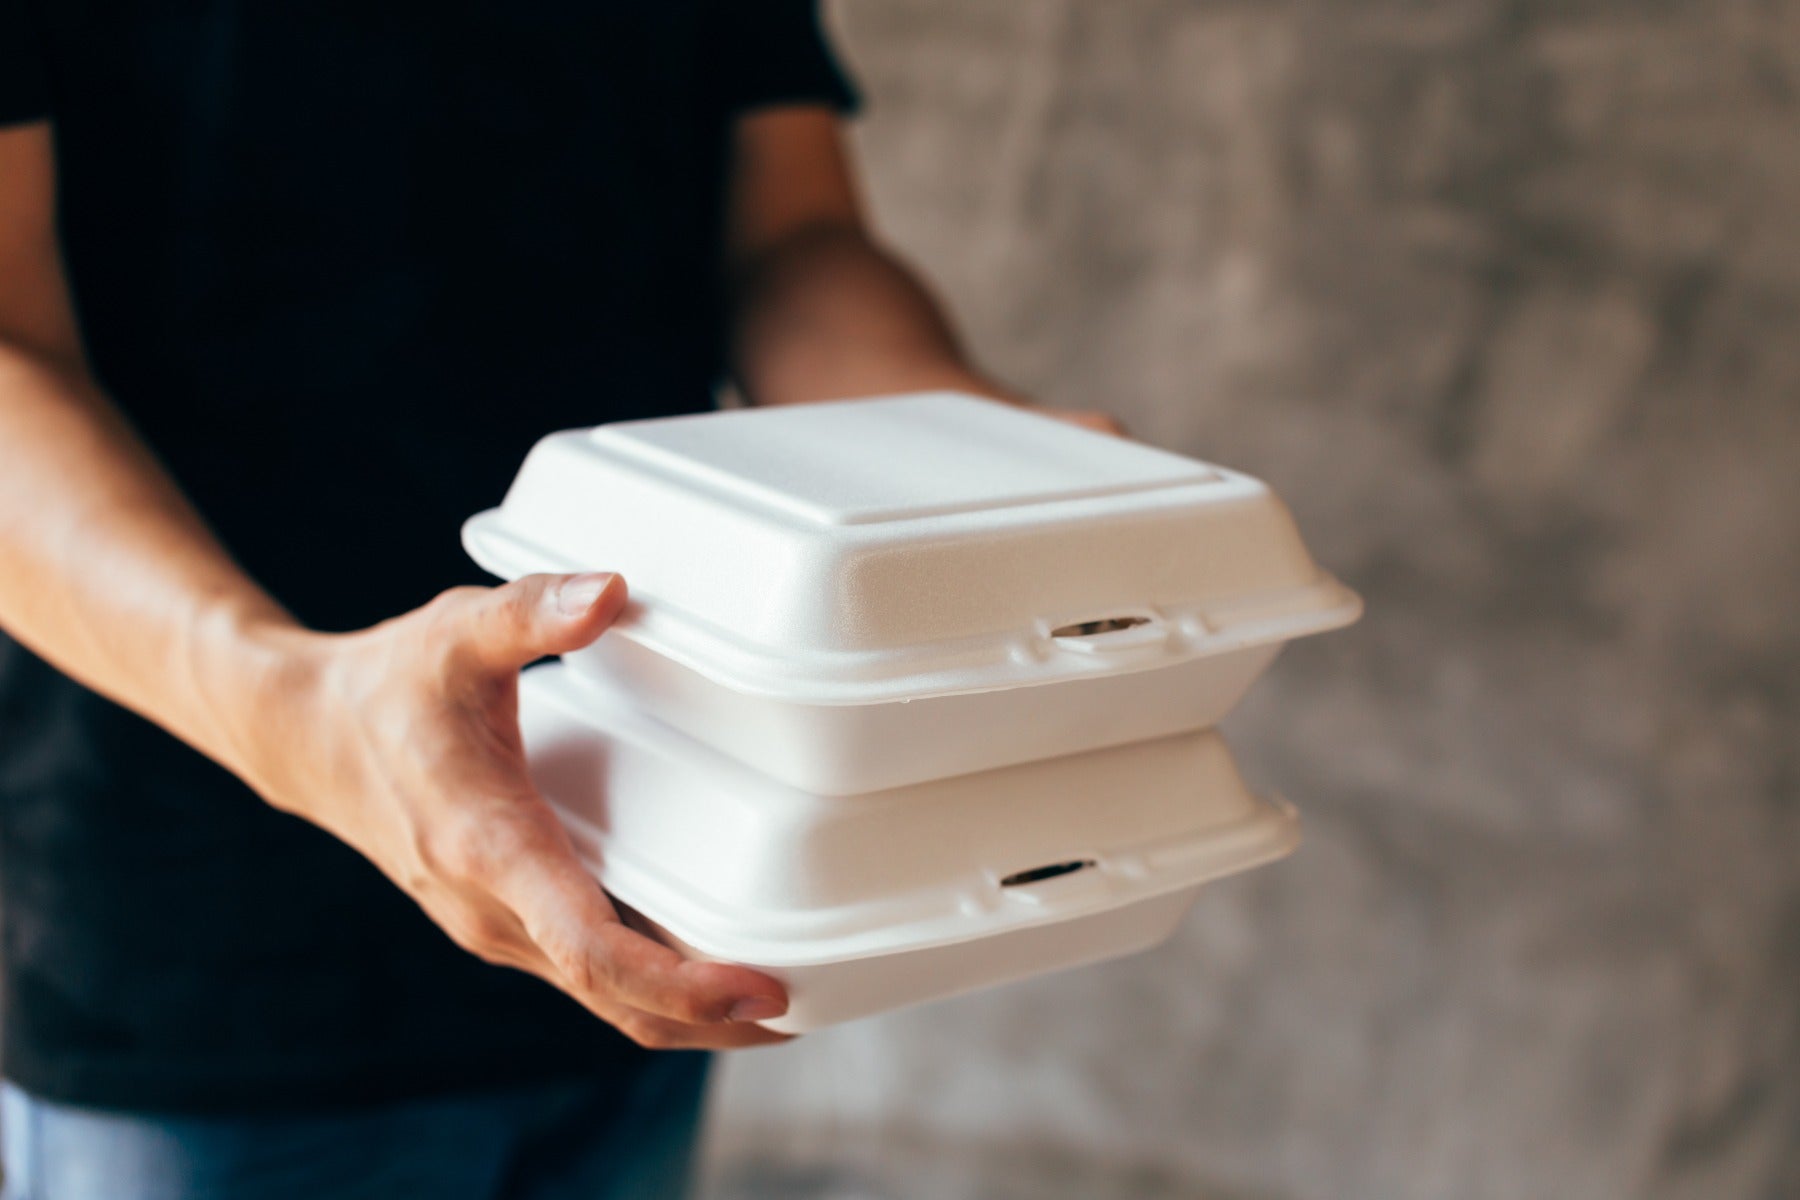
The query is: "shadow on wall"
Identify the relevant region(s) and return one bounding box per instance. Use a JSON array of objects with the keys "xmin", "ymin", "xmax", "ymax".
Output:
[{"xmin": 705, "ymin": 2, "xmax": 1800, "ymax": 1200}]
